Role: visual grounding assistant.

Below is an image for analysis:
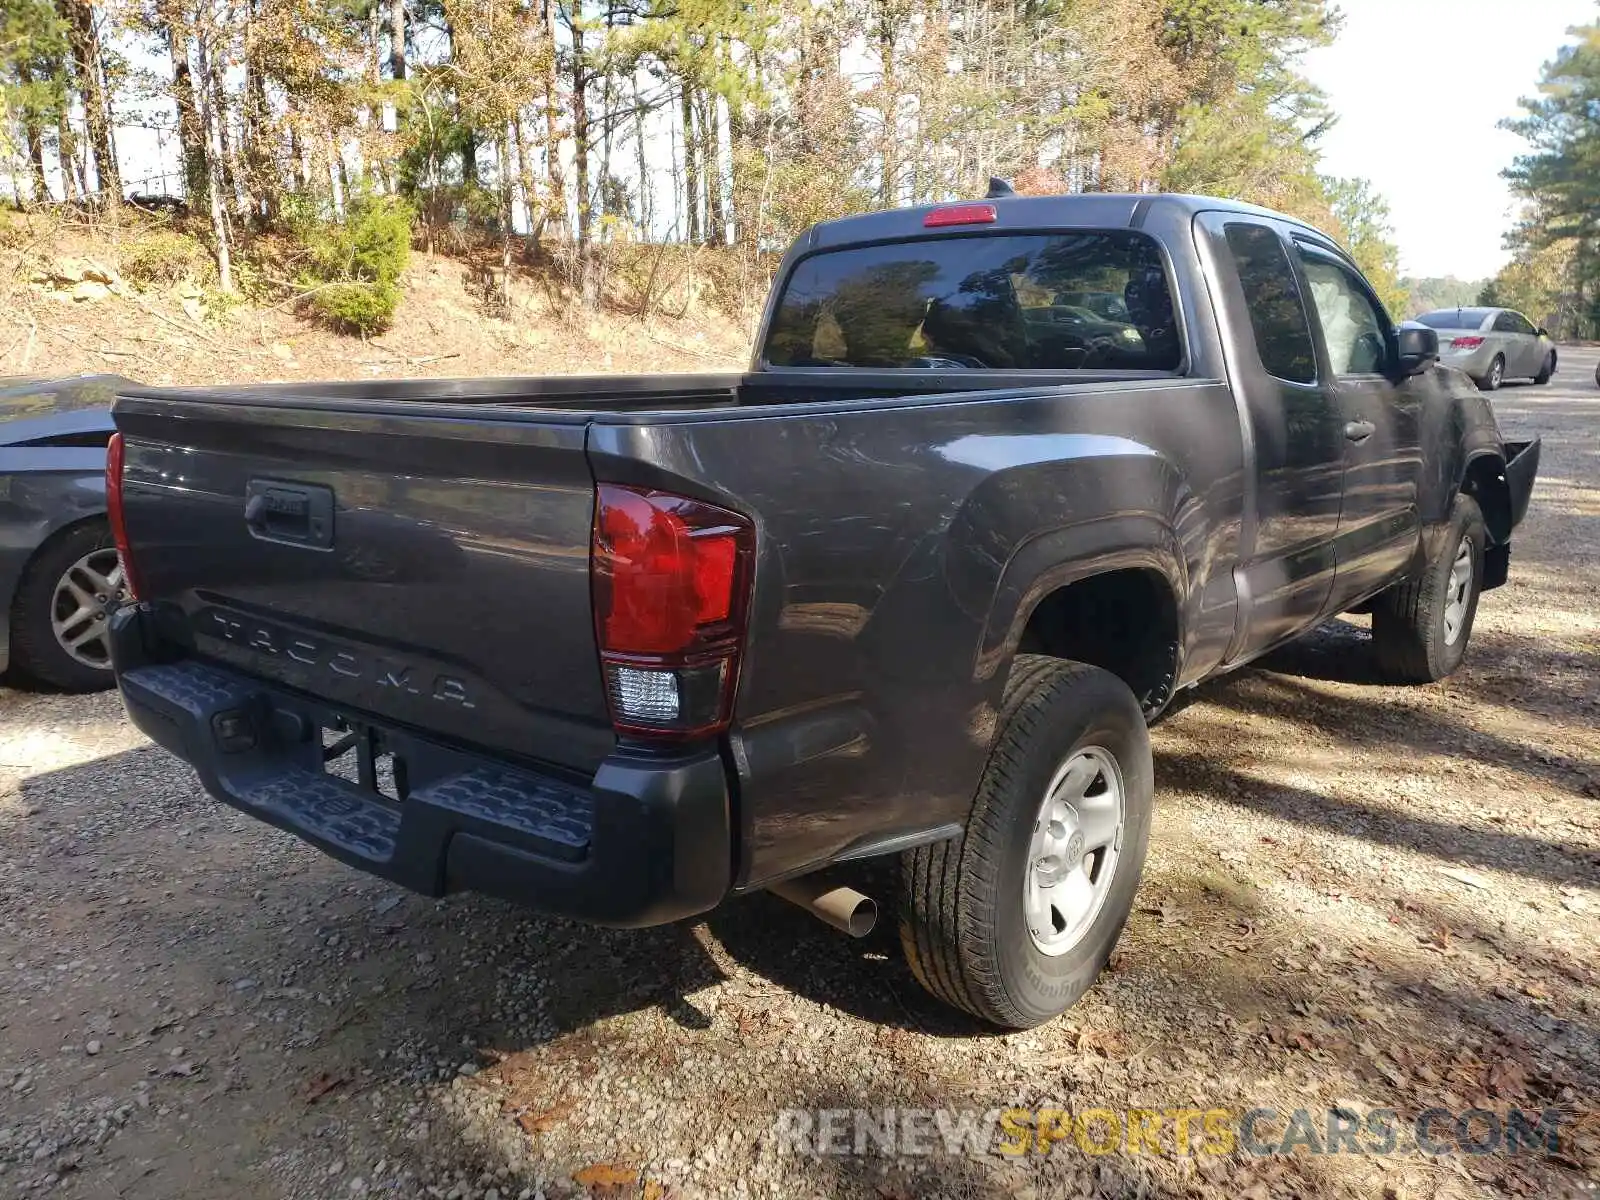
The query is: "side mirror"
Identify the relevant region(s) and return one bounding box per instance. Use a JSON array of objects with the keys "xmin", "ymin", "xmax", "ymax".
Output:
[
  {"xmin": 1536, "ymin": 326, "xmax": 1549, "ymax": 338},
  {"xmin": 1394, "ymin": 322, "xmax": 1439, "ymax": 377}
]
